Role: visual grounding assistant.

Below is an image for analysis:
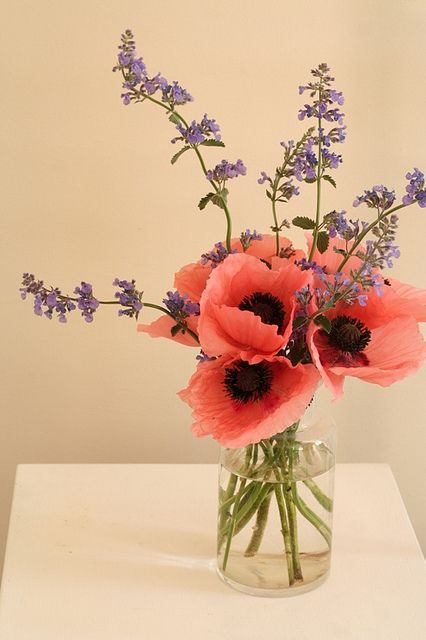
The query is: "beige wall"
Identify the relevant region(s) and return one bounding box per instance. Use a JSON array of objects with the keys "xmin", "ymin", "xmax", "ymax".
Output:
[{"xmin": 1, "ymin": 0, "xmax": 425, "ymax": 575}]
